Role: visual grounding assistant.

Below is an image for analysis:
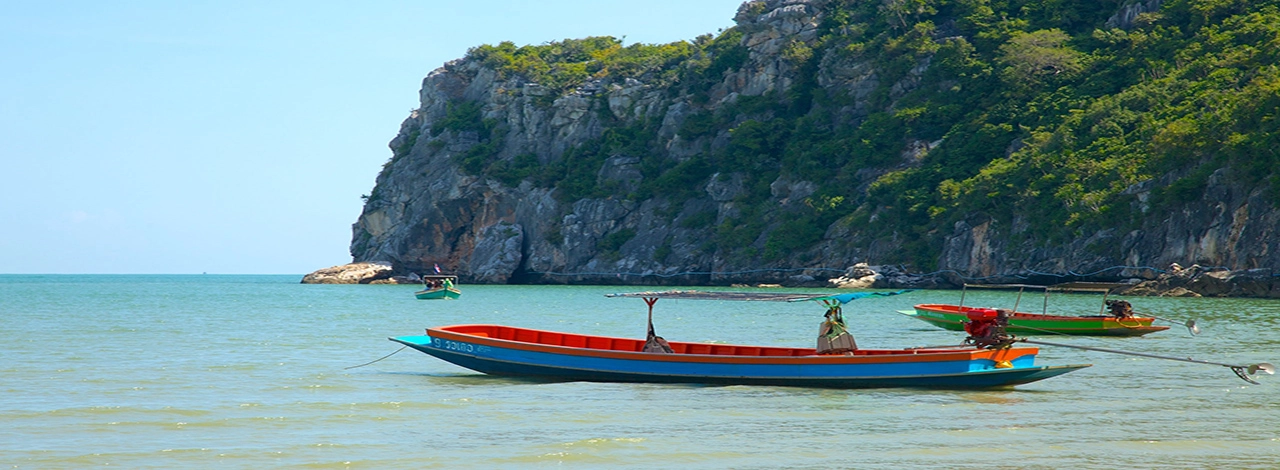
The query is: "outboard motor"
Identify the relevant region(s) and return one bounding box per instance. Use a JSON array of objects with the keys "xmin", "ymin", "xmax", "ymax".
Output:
[
  {"xmin": 964, "ymin": 309, "xmax": 1013, "ymax": 349},
  {"xmin": 1105, "ymin": 299, "xmax": 1135, "ymax": 319}
]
